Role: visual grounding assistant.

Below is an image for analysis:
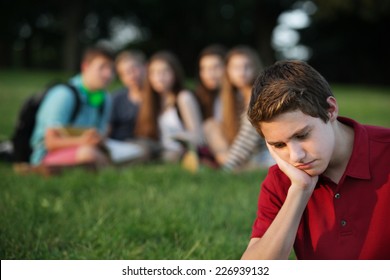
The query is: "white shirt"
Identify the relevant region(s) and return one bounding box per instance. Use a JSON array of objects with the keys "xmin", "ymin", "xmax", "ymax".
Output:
[{"xmin": 158, "ymin": 107, "xmax": 185, "ymax": 152}]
